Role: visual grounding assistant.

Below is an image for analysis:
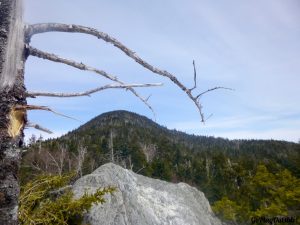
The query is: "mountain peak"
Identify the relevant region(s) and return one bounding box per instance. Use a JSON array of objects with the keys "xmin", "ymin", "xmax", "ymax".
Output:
[{"xmin": 75, "ymin": 110, "xmax": 165, "ymax": 135}]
